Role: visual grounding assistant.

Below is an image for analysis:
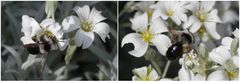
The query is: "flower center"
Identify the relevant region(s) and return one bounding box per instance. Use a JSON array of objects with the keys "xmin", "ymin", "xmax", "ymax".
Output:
[
  {"xmin": 166, "ymin": 9, "xmax": 174, "ymax": 16},
  {"xmin": 140, "ymin": 30, "xmax": 153, "ymax": 43},
  {"xmin": 196, "ymin": 10, "xmax": 207, "ymax": 22},
  {"xmin": 81, "ymin": 21, "xmax": 93, "ymax": 32},
  {"xmin": 227, "ymin": 70, "xmax": 238, "ymax": 80}
]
